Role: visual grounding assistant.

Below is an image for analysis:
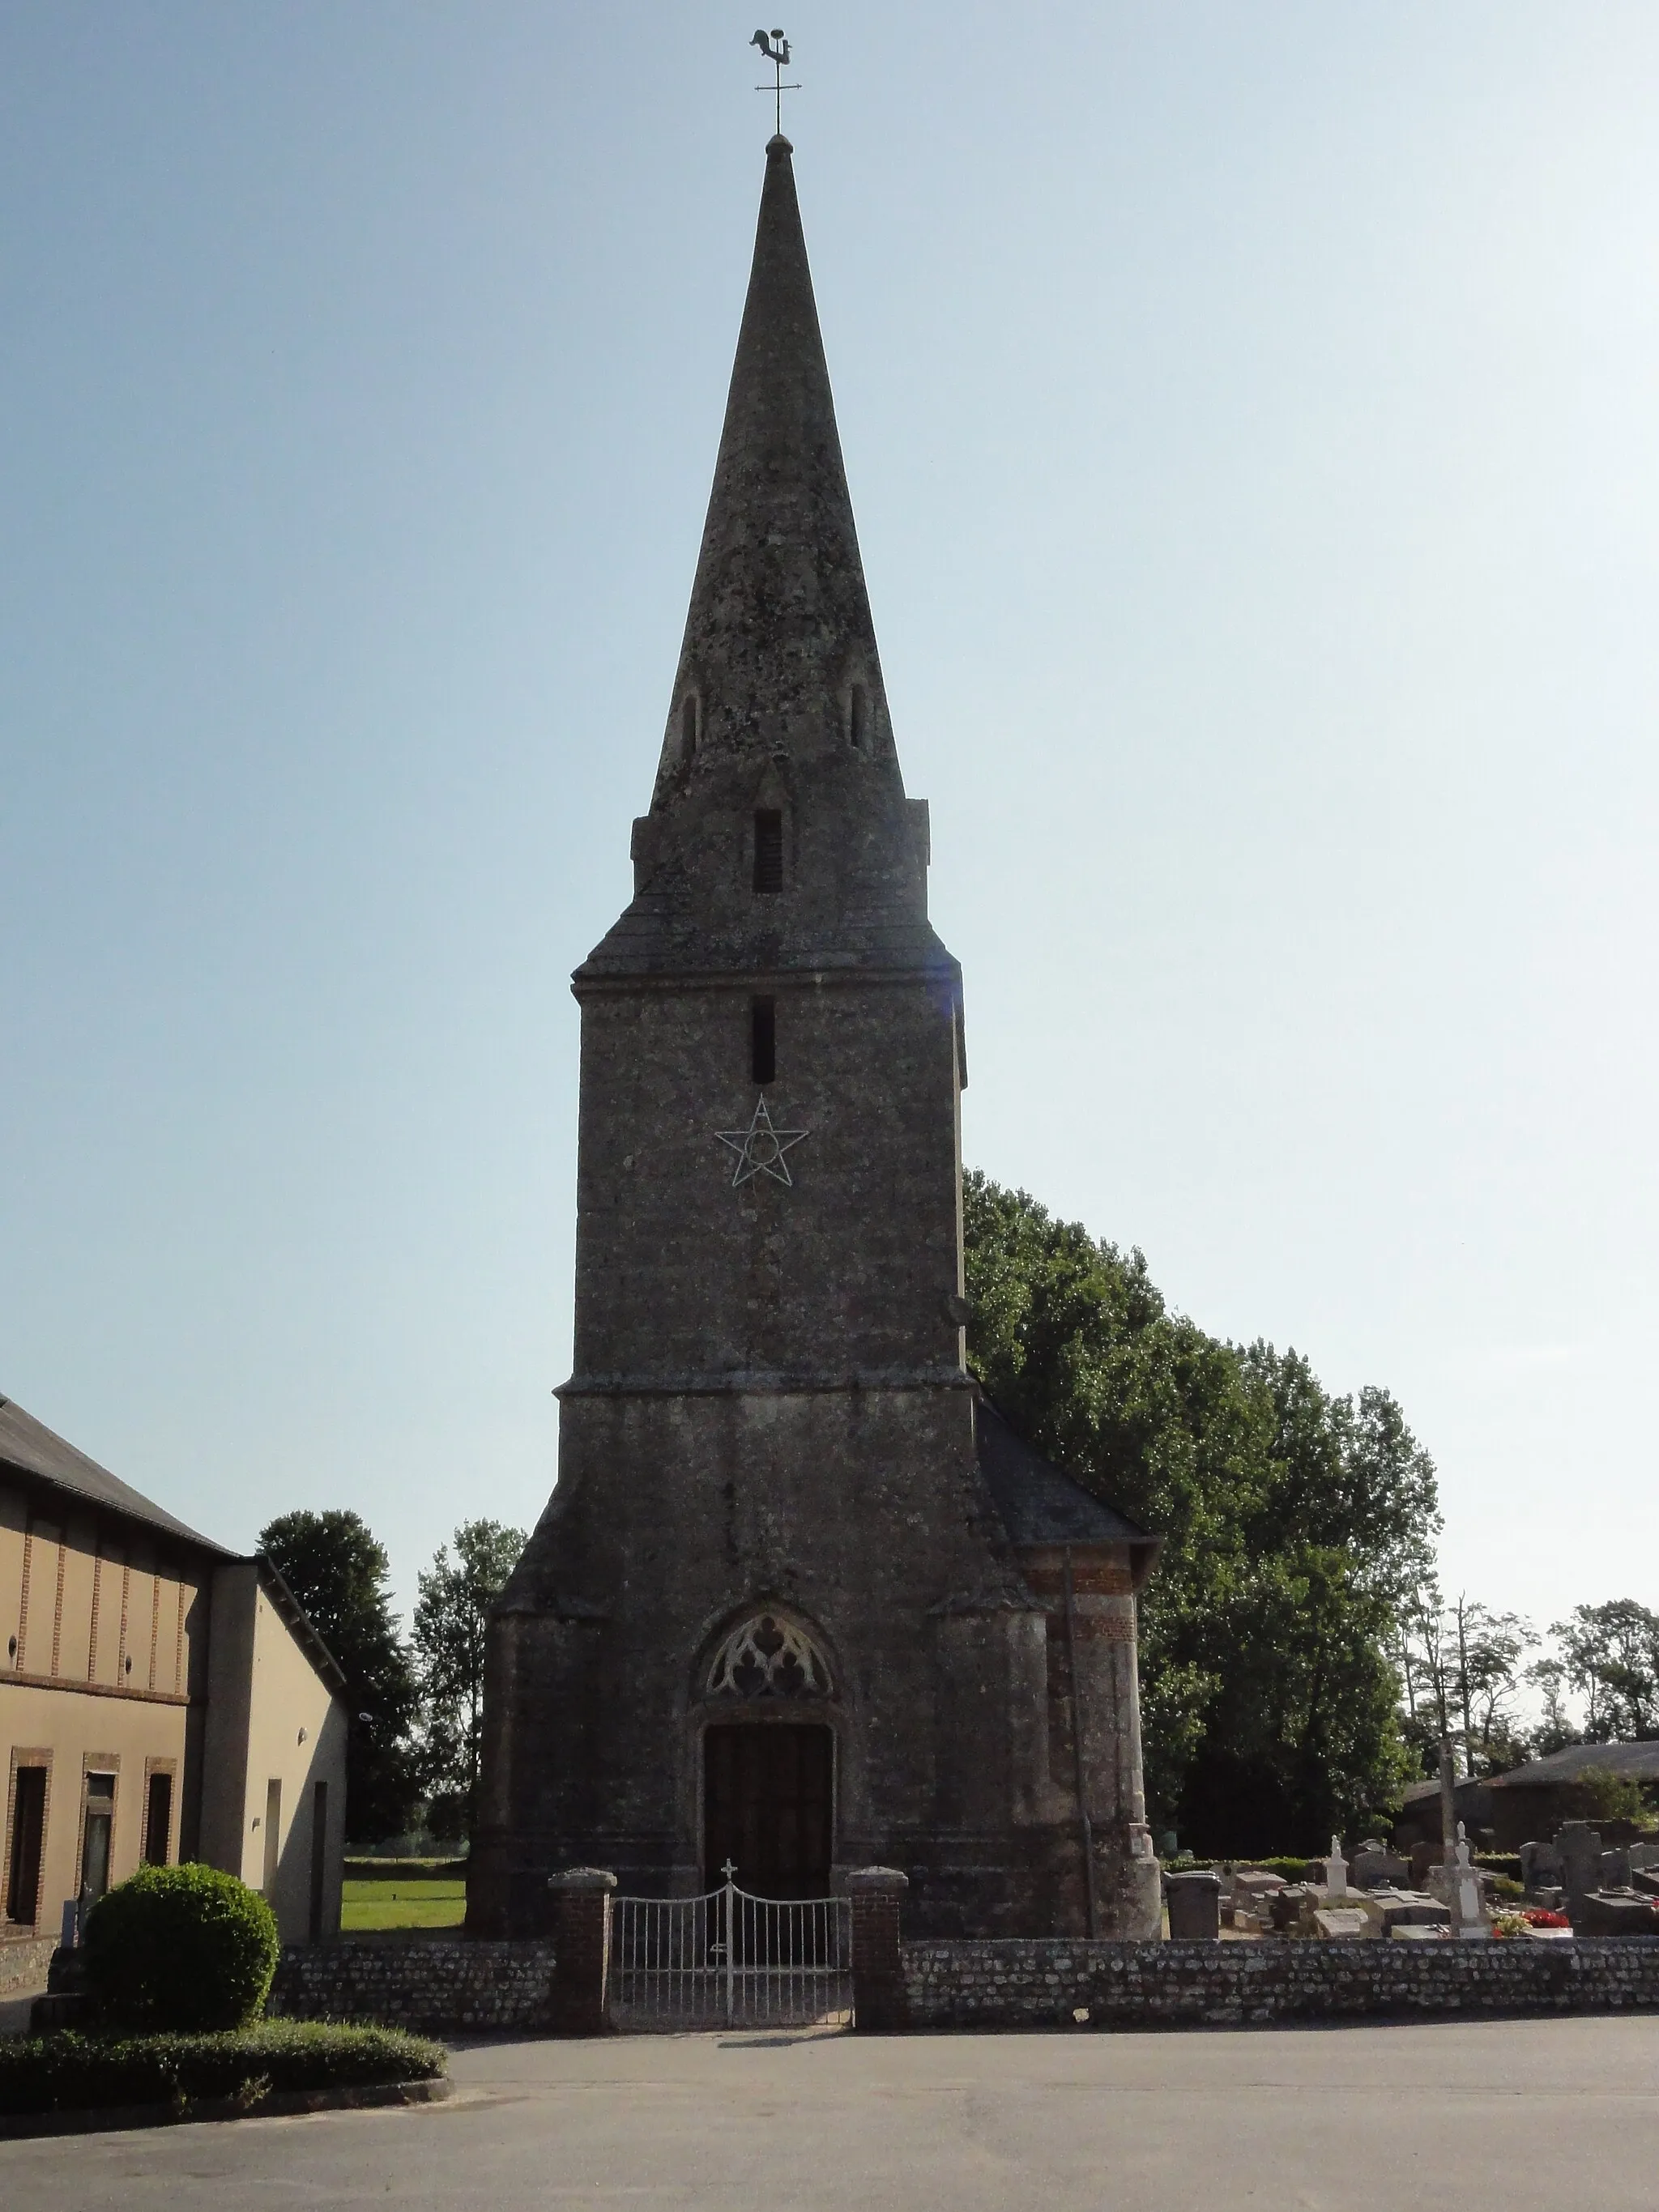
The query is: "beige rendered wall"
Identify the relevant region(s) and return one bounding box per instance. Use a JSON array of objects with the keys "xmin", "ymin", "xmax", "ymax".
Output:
[
  {"xmin": 2, "ymin": 1683, "xmax": 190, "ymax": 1937},
  {"xmin": 2, "ymin": 1477, "xmax": 203, "ymax": 1938},
  {"xmin": 1, "ymin": 1477, "xmax": 211, "ymax": 1703},
  {"xmin": 198, "ymin": 1564, "xmax": 347, "ymax": 1944}
]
